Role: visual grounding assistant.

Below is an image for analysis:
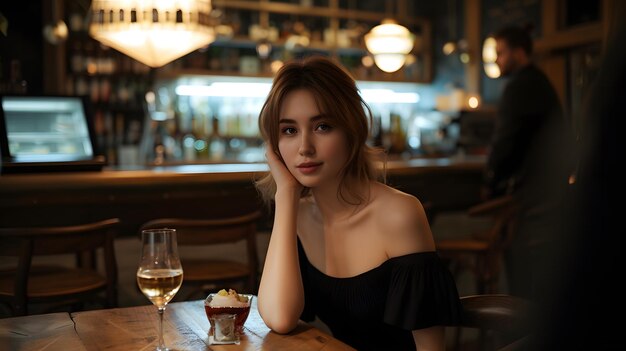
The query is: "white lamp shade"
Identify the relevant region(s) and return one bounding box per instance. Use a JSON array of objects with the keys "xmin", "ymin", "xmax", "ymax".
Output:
[
  {"xmin": 482, "ymin": 37, "xmax": 497, "ymax": 63},
  {"xmin": 481, "ymin": 36, "xmax": 500, "ymax": 78},
  {"xmin": 91, "ymin": 26, "xmax": 215, "ymax": 68},
  {"xmin": 373, "ymin": 54, "xmax": 407, "ymax": 73},
  {"xmin": 484, "ymin": 62, "xmax": 501, "ymax": 78},
  {"xmin": 89, "ymin": 0, "xmax": 215, "ymax": 68},
  {"xmin": 365, "ymin": 19, "xmax": 414, "ymax": 73},
  {"xmin": 365, "ymin": 21, "xmax": 414, "ymax": 54}
]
